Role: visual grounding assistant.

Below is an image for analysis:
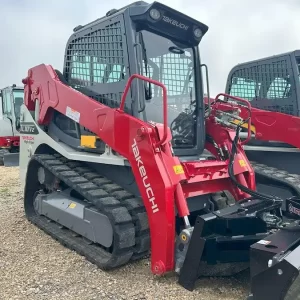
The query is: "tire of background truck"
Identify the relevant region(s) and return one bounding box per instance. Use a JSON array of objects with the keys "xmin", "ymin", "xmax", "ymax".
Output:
[{"xmin": 0, "ymin": 149, "xmax": 9, "ymax": 166}]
